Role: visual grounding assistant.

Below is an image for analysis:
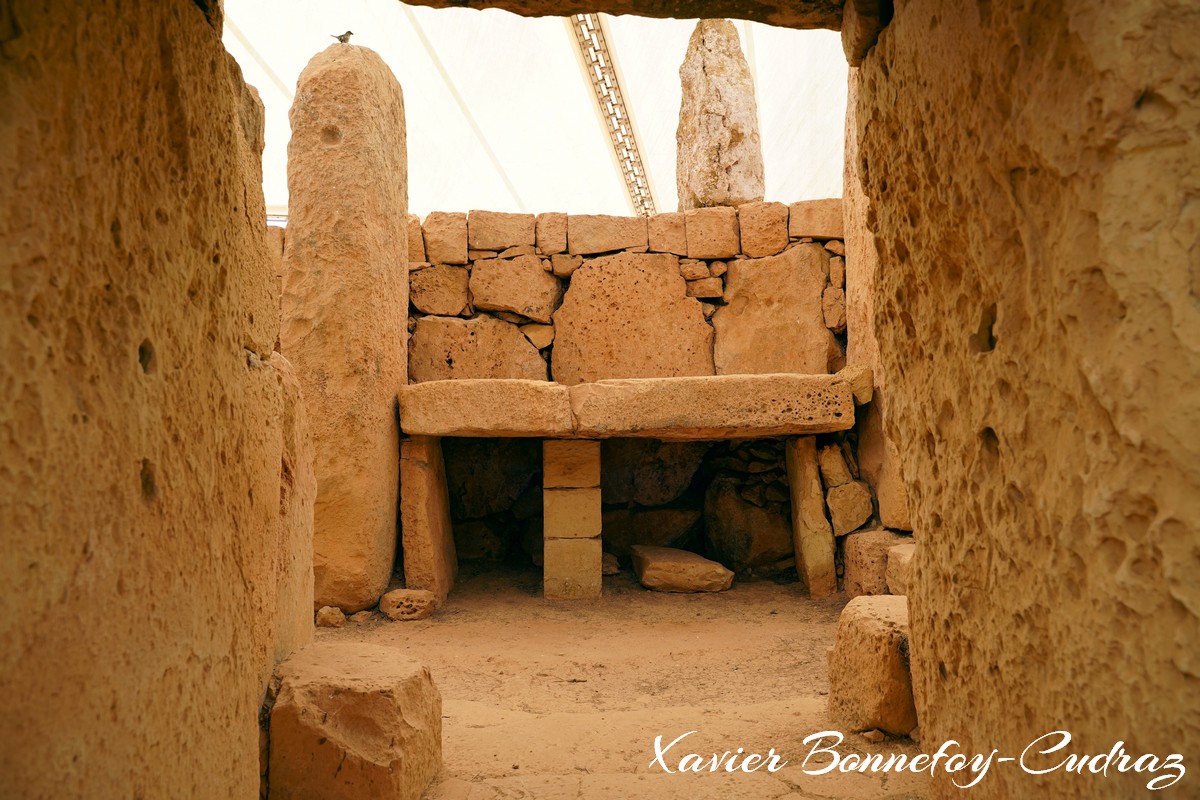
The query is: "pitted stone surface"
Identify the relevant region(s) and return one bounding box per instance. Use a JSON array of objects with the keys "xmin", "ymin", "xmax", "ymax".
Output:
[
  {"xmin": 713, "ymin": 244, "xmax": 837, "ymax": 375},
  {"xmin": 552, "ymin": 253, "xmax": 713, "ymax": 385},
  {"xmin": 281, "ymin": 44, "xmax": 408, "ymax": 612},
  {"xmin": 676, "ymin": 20, "xmax": 764, "ymax": 211},
  {"xmin": 409, "ymin": 316, "xmax": 547, "ymax": 383},
  {"xmin": 469, "ymin": 255, "xmax": 562, "ymax": 323}
]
